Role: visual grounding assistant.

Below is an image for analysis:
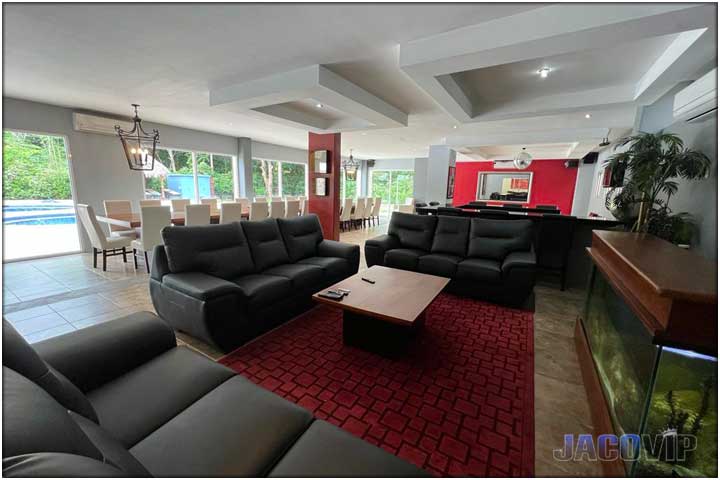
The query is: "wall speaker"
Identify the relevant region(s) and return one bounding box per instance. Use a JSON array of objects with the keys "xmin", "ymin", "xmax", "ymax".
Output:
[{"xmin": 564, "ymin": 159, "xmax": 579, "ymax": 168}]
